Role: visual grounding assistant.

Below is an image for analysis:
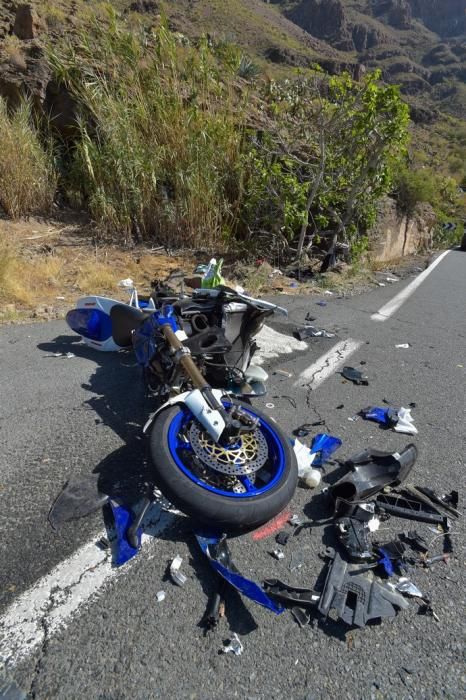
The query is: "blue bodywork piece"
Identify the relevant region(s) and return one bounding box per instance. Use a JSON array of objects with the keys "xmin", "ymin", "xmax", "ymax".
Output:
[
  {"xmin": 378, "ymin": 547, "xmax": 395, "ymax": 577},
  {"xmin": 311, "ymin": 433, "xmax": 342, "ymax": 466},
  {"xmin": 133, "ymin": 305, "xmax": 179, "ymax": 367},
  {"xmin": 195, "ymin": 529, "xmax": 284, "ymax": 614},
  {"xmin": 110, "ymin": 501, "xmax": 141, "ymax": 566},
  {"xmin": 361, "ymin": 406, "xmax": 398, "ymax": 428},
  {"xmin": 66, "ymin": 308, "xmax": 113, "ymax": 342}
]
